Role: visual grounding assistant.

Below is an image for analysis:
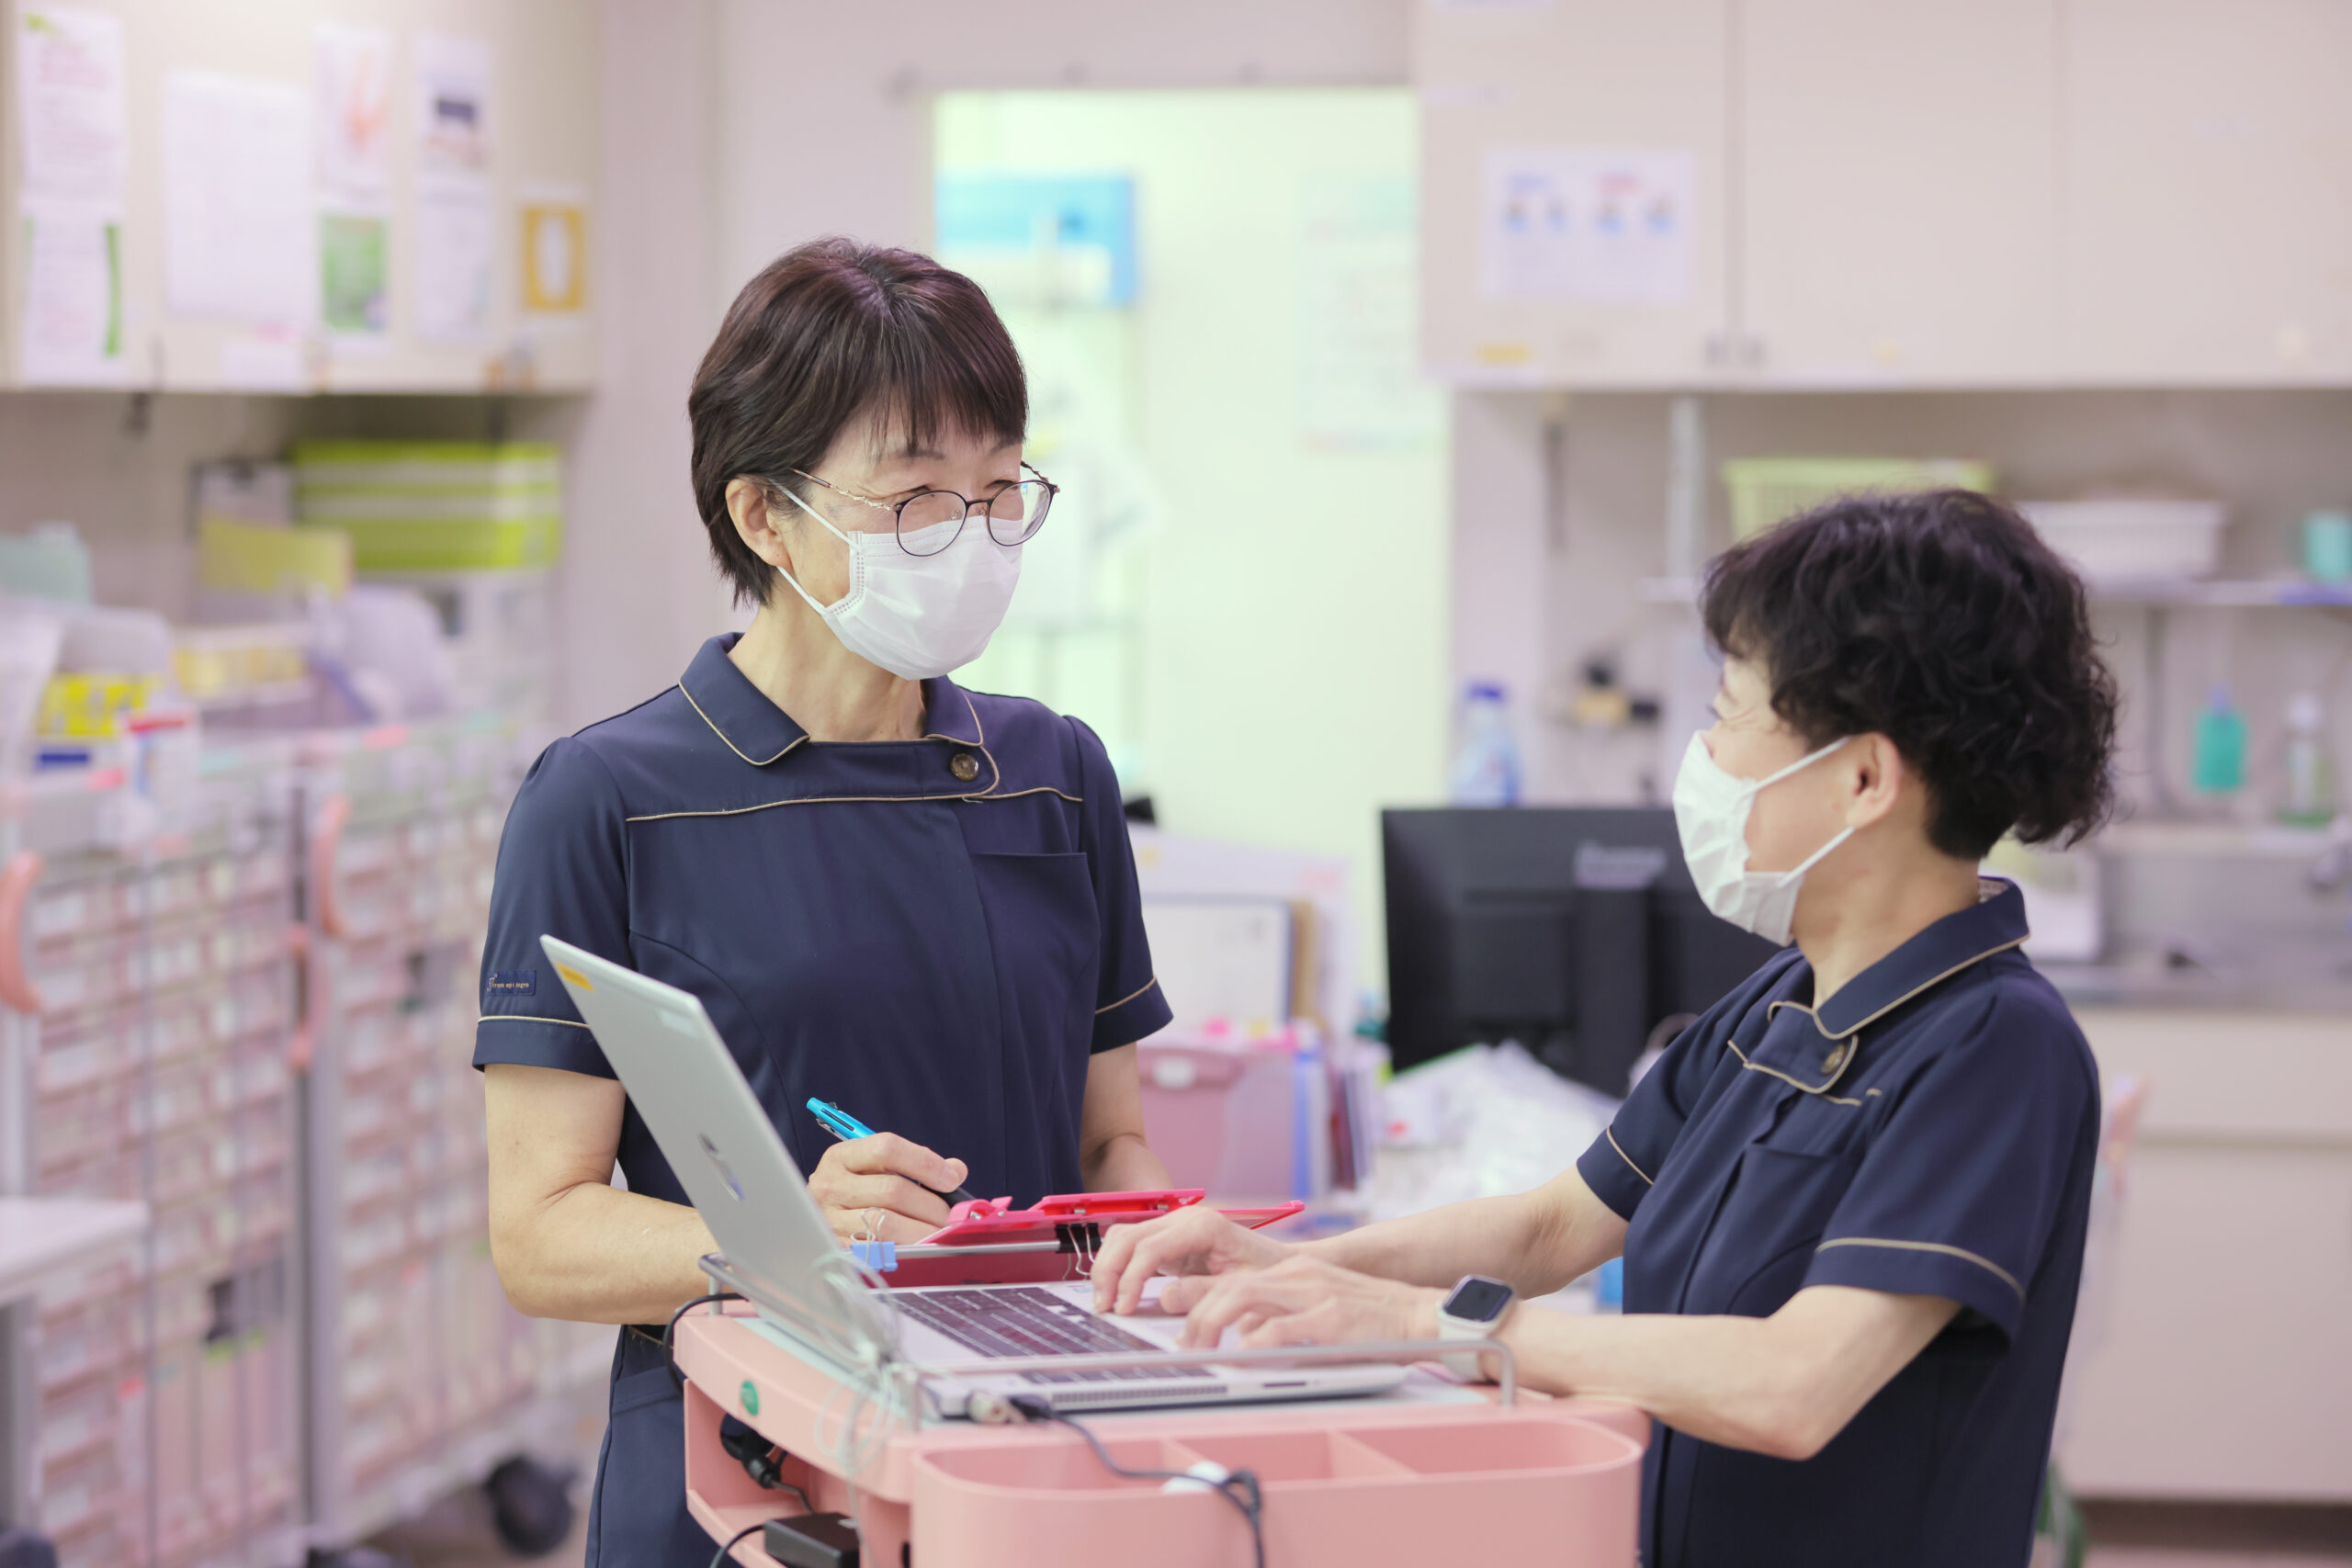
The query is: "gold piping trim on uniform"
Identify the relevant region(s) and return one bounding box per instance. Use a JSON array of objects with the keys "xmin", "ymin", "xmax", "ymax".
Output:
[
  {"xmin": 966, "ymin": 741, "xmax": 1003, "ymax": 798},
  {"xmin": 626, "ymin": 792, "xmax": 977, "ymax": 823},
  {"xmin": 479, "ymin": 1013, "xmax": 592, "ymax": 1029},
  {"xmin": 1606, "ymin": 1127, "xmax": 1654, "ymax": 1186},
  {"xmin": 919, "ymin": 688, "xmax": 984, "ymax": 748},
  {"xmin": 1815, "ymin": 1236, "xmax": 2023, "ymax": 1302},
  {"xmin": 678, "ymin": 681, "xmax": 805, "ymax": 768},
  {"xmin": 1725, "ymin": 1038, "xmax": 1862, "ymax": 1106},
  {"xmin": 1776, "ymin": 935, "xmax": 2030, "ymax": 1044},
  {"xmin": 1096, "ymin": 976, "xmax": 1159, "ymax": 1015},
  {"xmin": 965, "ymin": 785, "xmax": 1083, "ymax": 805}
]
